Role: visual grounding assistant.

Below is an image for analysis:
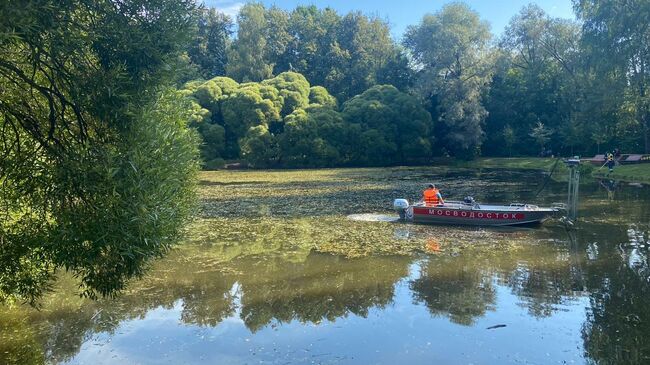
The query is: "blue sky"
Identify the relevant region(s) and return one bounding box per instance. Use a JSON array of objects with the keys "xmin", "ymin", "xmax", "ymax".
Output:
[{"xmin": 203, "ymin": 0, "xmax": 576, "ymax": 38}]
